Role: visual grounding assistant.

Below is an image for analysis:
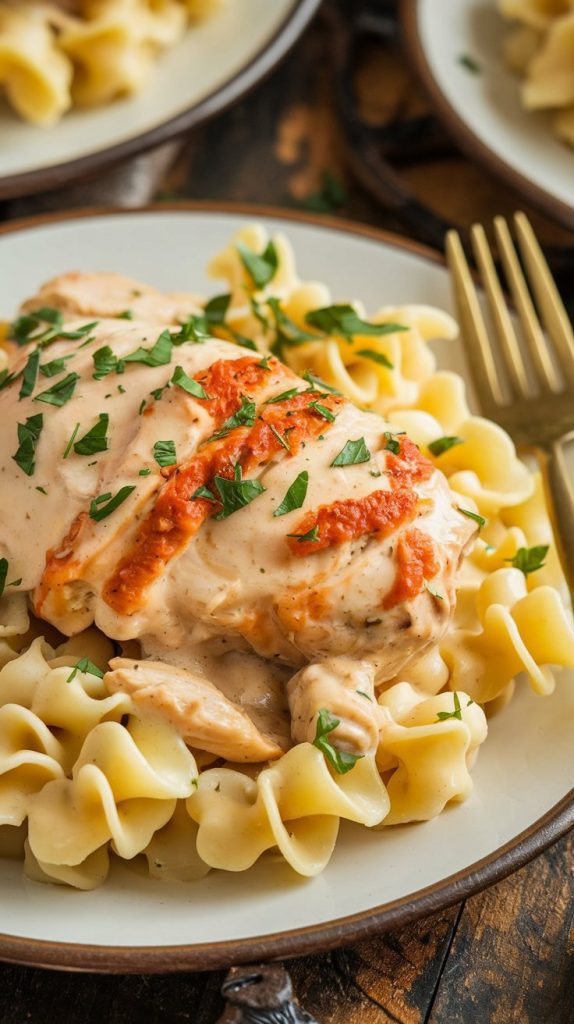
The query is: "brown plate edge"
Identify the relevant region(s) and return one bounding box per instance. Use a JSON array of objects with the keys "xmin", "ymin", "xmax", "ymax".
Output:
[
  {"xmin": 399, "ymin": 0, "xmax": 574, "ymax": 234},
  {"xmin": 0, "ymin": 0, "xmax": 322, "ymax": 201},
  {"xmin": 0, "ymin": 199, "xmax": 571, "ymax": 973}
]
